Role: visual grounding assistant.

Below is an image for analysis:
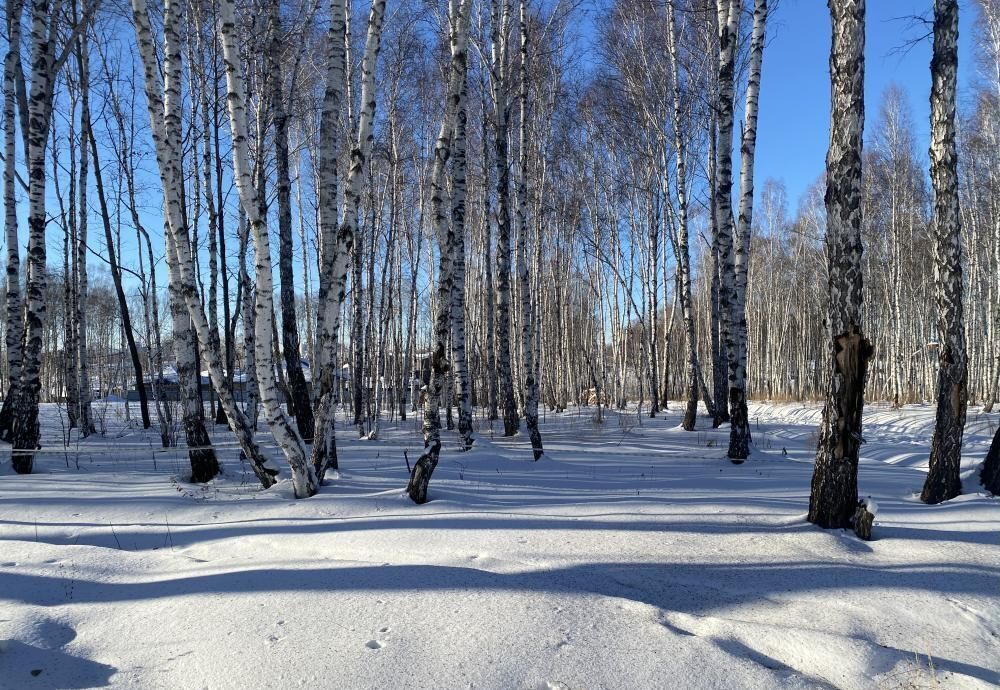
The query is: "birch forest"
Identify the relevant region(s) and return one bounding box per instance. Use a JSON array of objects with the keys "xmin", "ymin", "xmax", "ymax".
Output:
[{"xmin": 1, "ymin": 0, "xmax": 1000, "ymax": 511}]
